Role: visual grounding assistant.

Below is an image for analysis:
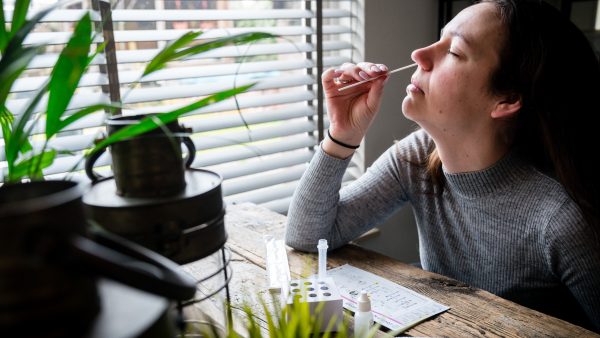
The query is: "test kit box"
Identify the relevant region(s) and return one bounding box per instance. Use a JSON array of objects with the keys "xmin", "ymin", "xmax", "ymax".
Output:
[{"xmin": 286, "ymin": 277, "xmax": 343, "ymax": 332}]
